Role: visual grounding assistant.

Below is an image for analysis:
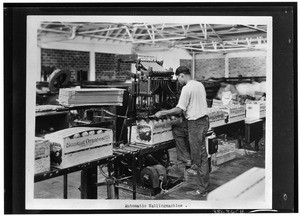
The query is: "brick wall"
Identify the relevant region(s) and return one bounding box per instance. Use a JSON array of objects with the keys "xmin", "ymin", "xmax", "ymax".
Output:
[
  {"xmin": 195, "ymin": 58, "xmax": 225, "ymax": 79},
  {"xmin": 180, "ymin": 51, "xmax": 266, "ymax": 79},
  {"xmin": 41, "ymin": 49, "xmax": 132, "ymax": 81},
  {"xmin": 180, "ymin": 58, "xmax": 225, "ymax": 79},
  {"xmin": 179, "ymin": 59, "xmax": 192, "ymax": 70},
  {"xmin": 95, "ymin": 53, "xmax": 131, "ymax": 81},
  {"xmin": 41, "ymin": 49, "xmax": 89, "ymax": 81},
  {"xmin": 229, "ymin": 56, "xmax": 266, "ymax": 77}
]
